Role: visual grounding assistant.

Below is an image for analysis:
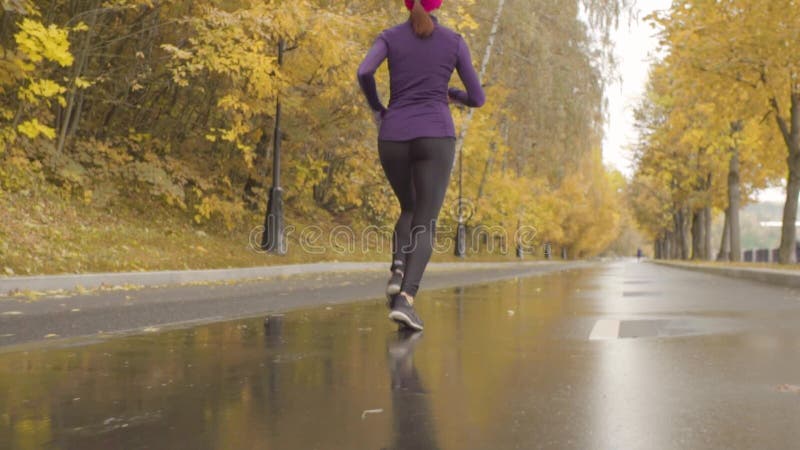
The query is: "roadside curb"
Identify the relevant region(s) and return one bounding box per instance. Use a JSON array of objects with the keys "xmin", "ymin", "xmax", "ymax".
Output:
[
  {"xmin": 651, "ymin": 260, "xmax": 800, "ymax": 289},
  {"xmin": 0, "ymin": 260, "xmax": 560, "ymax": 296}
]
